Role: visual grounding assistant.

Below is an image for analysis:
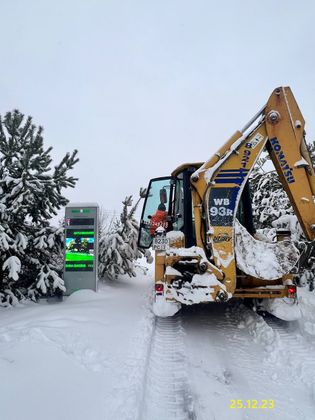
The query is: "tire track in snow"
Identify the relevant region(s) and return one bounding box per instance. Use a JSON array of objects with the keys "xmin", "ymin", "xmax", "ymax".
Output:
[
  {"xmin": 262, "ymin": 313, "xmax": 315, "ymax": 390},
  {"xmin": 182, "ymin": 302, "xmax": 315, "ymax": 420},
  {"xmin": 106, "ymin": 283, "xmax": 156, "ymax": 420},
  {"xmin": 236, "ymin": 305, "xmax": 315, "ymax": 418},
  {"xmin": 140, "ymin": 315, "xmax": 195, "ymax": 420},
  {"xmin": 182, "ymin": 303, "xmax": 255, "ymax": 420}
]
